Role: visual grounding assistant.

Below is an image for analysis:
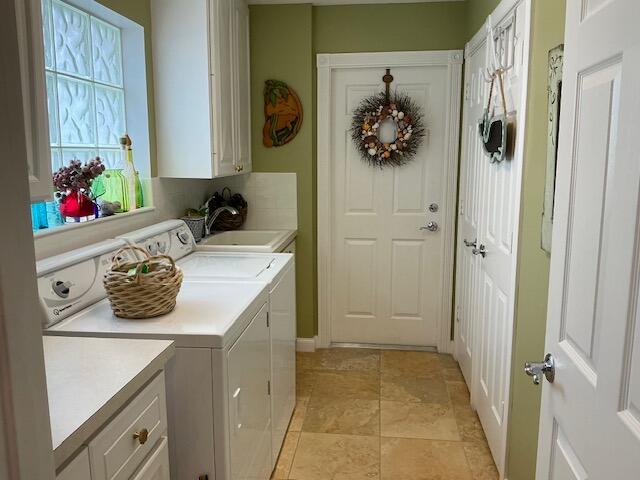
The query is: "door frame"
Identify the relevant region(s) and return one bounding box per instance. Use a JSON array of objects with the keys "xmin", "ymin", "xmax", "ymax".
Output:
[{"xmin": 316, "ymin": 50, "xmax": 463, "ymax": 352}]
